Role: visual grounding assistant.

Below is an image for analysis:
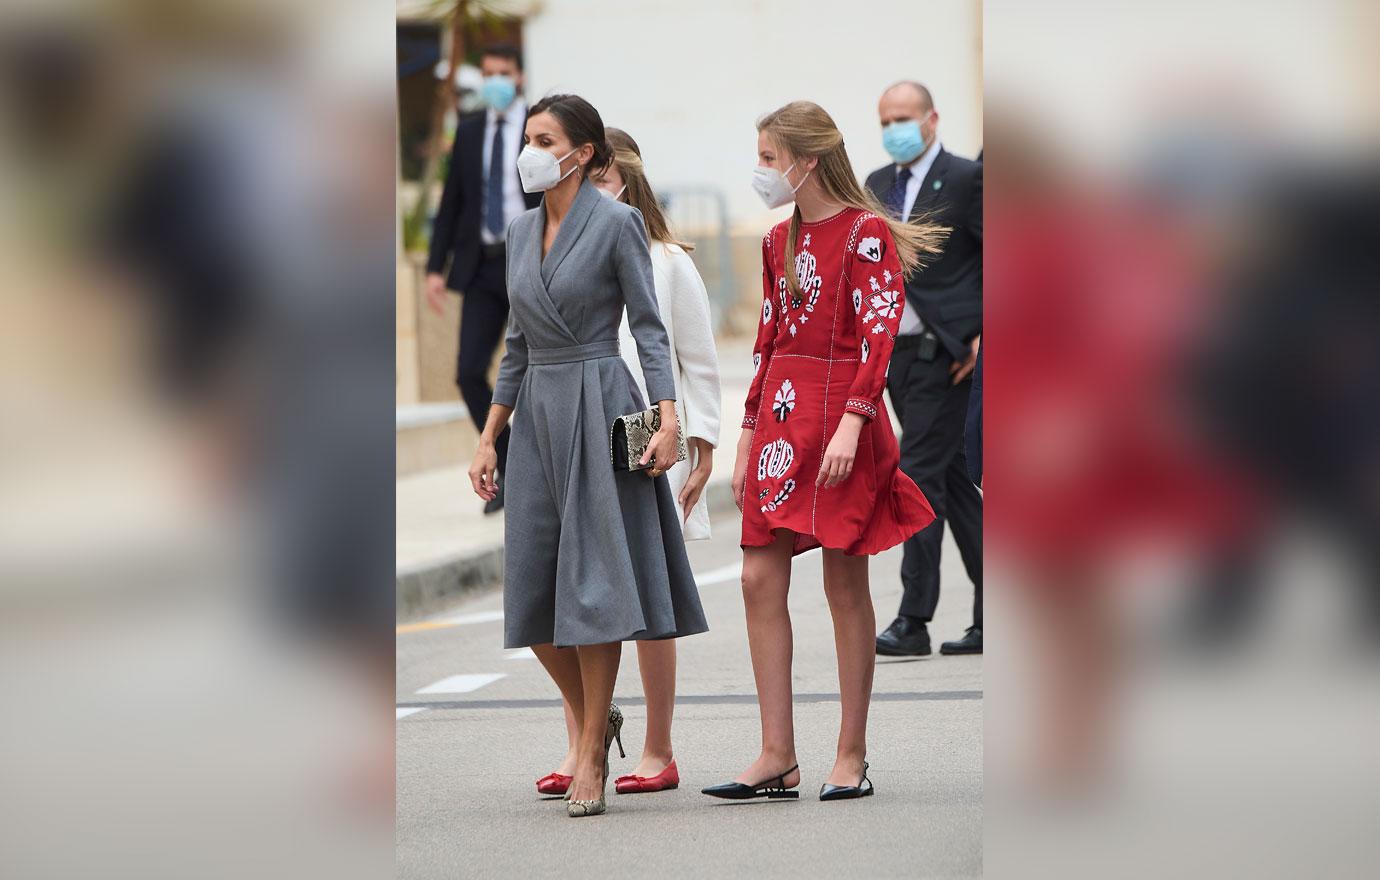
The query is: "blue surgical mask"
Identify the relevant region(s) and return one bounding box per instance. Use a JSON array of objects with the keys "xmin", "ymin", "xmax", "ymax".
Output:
[
  {"xmin": 882, "ymin": 115, "xmax": 930, "ymax": 165},
  {"xmin": 479, "ymin": 75, "xmax": 517, "ymax": 111}
]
